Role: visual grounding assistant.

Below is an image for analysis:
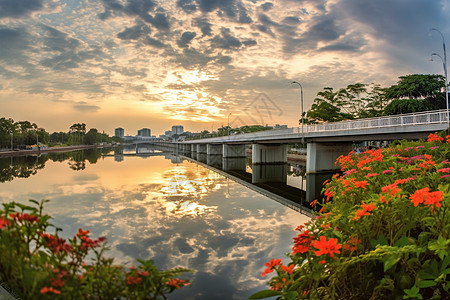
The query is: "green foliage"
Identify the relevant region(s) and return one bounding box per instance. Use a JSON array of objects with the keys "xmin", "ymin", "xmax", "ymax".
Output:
[
  {"xmin": 384, "ymin": 98, "xmax": 434, "ymax": 115},
  {"xmin": 252, "ymin": 132, "xmax": 450, "ymax": 299},
  {"xmin": 0, "ymin": 200, "xmax": 192, "ymax": 299},
  {"xmin": 384, "ymin": 74, "xmax": 445, "ymax": 100}
]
